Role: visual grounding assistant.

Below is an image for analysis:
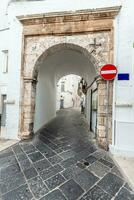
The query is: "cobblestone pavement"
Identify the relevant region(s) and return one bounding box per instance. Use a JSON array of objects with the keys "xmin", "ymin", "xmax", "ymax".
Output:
[{"xmin": 0, "ymin": 109, "xmax": 134, "ymax": 200}]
